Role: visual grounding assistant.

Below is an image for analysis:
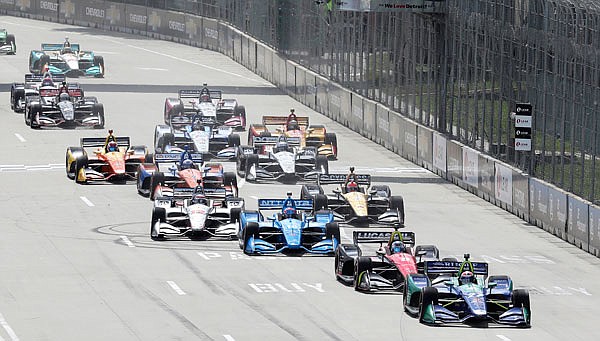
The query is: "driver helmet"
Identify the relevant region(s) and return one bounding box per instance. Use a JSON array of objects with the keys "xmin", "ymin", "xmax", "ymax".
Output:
[
  {"xmin": 390, "ymin": 241, "xmax": 406, "ymax": 254},
  {"xmin": 200, "ymin": 93, "xmax": 211, "ymax": 102},
  {"xmin": 283, "ymin": 206, "xmax": 296, "ymax": 219},
  {"xmin": 346, "ymin": 181, "xmax": 358, "ymax": 192},
  {"xmin": 190, "ymin": 194, "xmax": 208, "ymax": 206},
  {"xmin": 459, "ymin": 271, "xmax": 475, "ymax": 285},
  {"xmin": 59, "ymin": 92, "xmax": 70, "ymax": 102},
  {"xmin": 62, "ymin": 46, "xmax": 72, "ymax": 54},
  {"xmin": 287, "ymin": 119, "xmax": 299, "ymax": 131},
  {"xmin": 41, "ymin": 77, "xmax": 54, "ymax": 87},
  {"xmin": 274, "ymin": 140, "xmax": 289, "ymax": 153},
  {"xmin": 181, "ymin": 159, "xmax": 195, "ymax": 170},
  {"xmin": 107, "ymin": 141, "xmax": 118, "ymax": 152}
]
